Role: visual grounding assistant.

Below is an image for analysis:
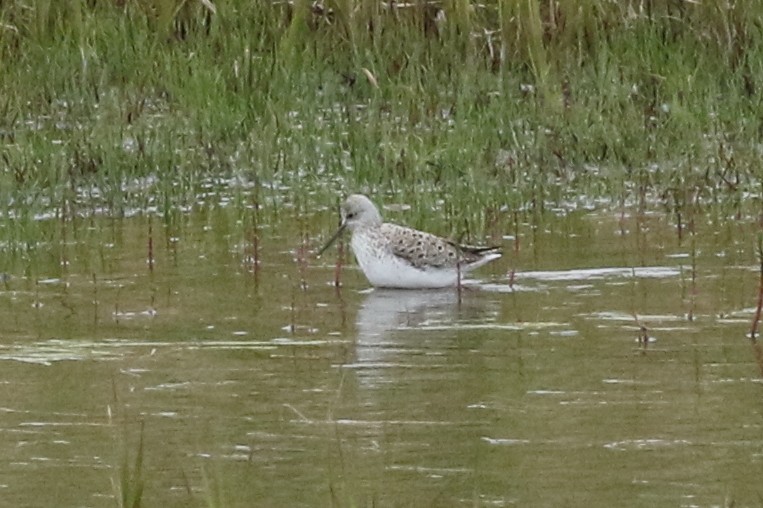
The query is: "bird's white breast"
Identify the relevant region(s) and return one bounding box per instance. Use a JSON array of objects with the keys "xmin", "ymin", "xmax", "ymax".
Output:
[{"xmin": 350, "ymin": 230, "xmax": 459, "ymax": 289}]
